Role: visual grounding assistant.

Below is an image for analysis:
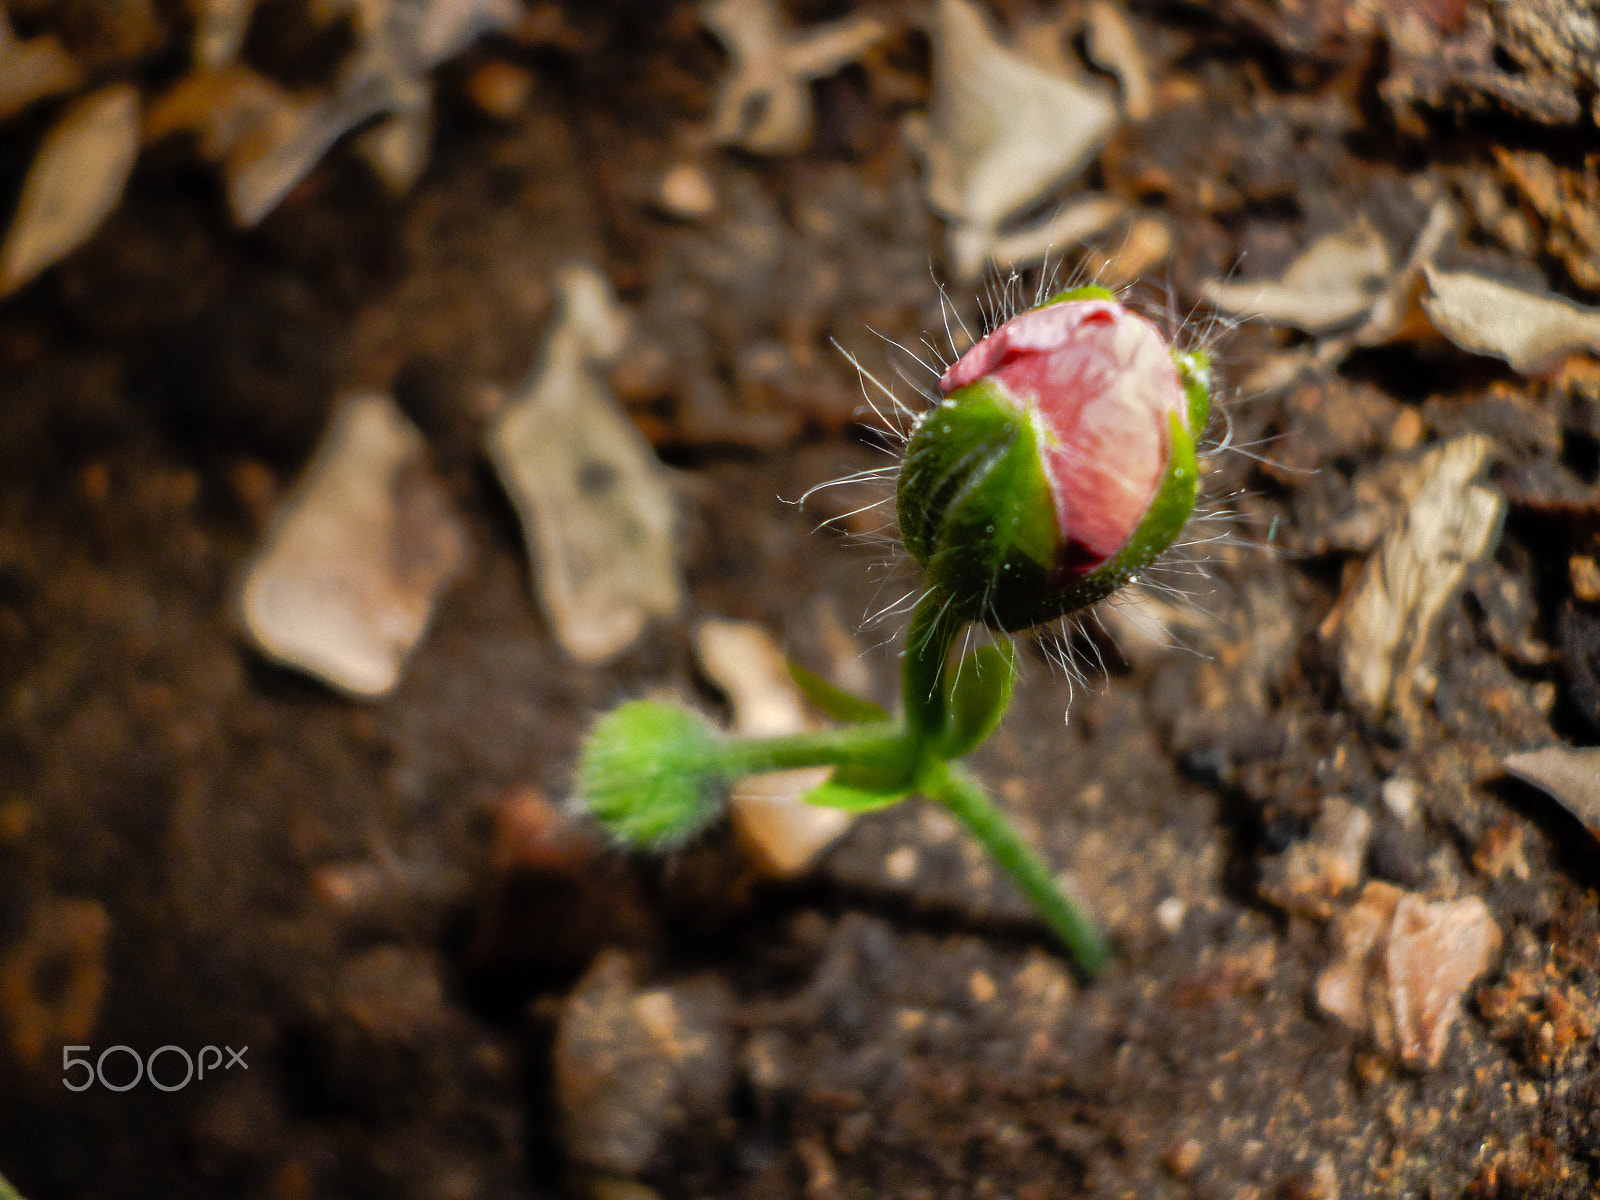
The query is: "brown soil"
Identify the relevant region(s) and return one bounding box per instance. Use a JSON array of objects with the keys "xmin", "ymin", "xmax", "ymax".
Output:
[{"xmin": 3, "ymin": 2, "xmax": 1600, "ymax": 1199}]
